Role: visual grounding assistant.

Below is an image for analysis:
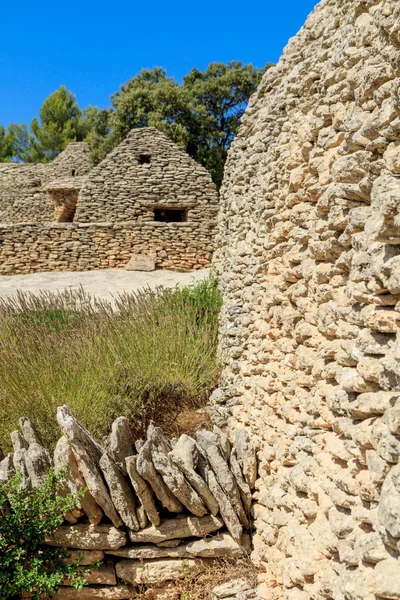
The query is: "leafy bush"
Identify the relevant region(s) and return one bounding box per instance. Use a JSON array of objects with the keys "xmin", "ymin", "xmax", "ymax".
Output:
[
  {"xmin": 0, "ymin": 278, "xmax": 221, "ymax": 449},
  {"xmin": 0, "ymin": 469, "xmax": 89, "ymax": 599}
]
